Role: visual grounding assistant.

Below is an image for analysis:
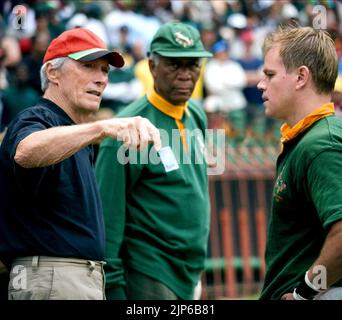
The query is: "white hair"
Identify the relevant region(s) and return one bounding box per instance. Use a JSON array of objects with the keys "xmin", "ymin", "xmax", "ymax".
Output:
[
  {"xmin": 40, "ymin": 57, "xmax": 67, "ymax": 92},
  {"xmin": 148, "ymin": 53, "xmax": 161, "ymax": 65}
]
